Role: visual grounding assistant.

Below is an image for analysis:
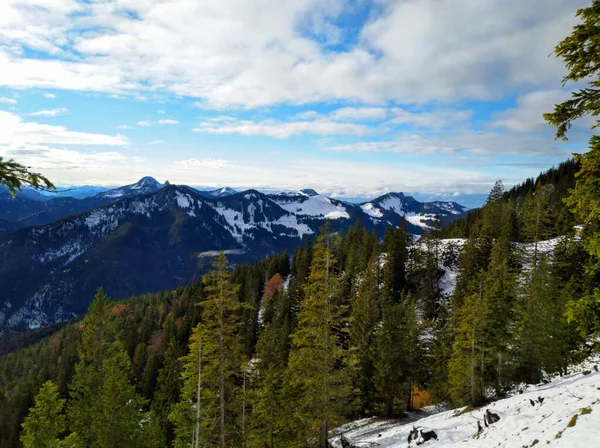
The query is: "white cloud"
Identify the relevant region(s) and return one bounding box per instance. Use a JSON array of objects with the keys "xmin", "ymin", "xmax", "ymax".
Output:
[
  {"xmin": 194, "ymin": 118, "xmax": 371, "ymax": 139},
  {"xmin": 0, "ymin": 96, "xmax": 17, "ymax": 104},
  {"xmin": 169, "ymin": 157, "xmax": 496, "ymax": 196},
  {"xmin": 389, "ymin": 108, "xmax": 472, "ymax": 131},
  {"xmin": 158, "ymin": 109, "xmax": 165, "ymax": 114},
  {"xmin": 0, "ymin": 0, "xmax": 589, "ymax": 107},
  {"xmin": 117, "ymin": 124, "xmax": 131, "ymax": 129},
  {"xmin": 0, "ymin": 110, "xmax": 128, "ymax": 146},
  {"xmin": 29, "ymin": 107, "xmax": 68, "ymax": 117},
  {"xmin": 174, "ymin": 158, "xmax": 229, "ymax": 168},
  {"xmin": 491, "ymin": 90, "xmax": 597, "ymax": 134},
  {"xmin": 138, "ymin": 119, "xmax": 178, "ymax": 126},
  {"xmin": 0, "ymin": 143, "xmax": 127, "ymax": 172},
  {"xmin": 42, "ymin": 93, "xmax": 56, "ymax": 99},
  {"xmin": 328, "ymin": 131, "xmax": 567, "ymax": 157},
  {"xmin": 148, "ymin": 140, "xmax": 164, "ymax": 145},
  {"xmin": 329, "ymin": 107, "xmax": 388, "ymax": 121}
]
